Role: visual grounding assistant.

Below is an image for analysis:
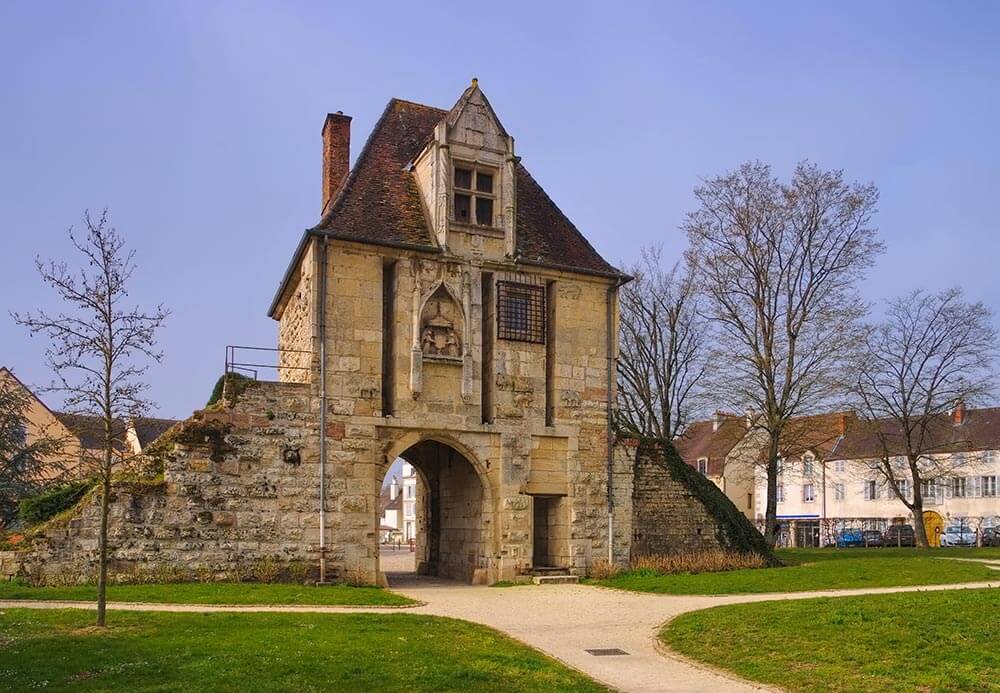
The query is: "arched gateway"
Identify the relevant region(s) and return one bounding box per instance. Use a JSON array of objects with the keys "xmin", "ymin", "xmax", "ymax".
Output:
[{"xmin": 379, "ymin": 437, "xmax": 492, "ymax": 583}]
